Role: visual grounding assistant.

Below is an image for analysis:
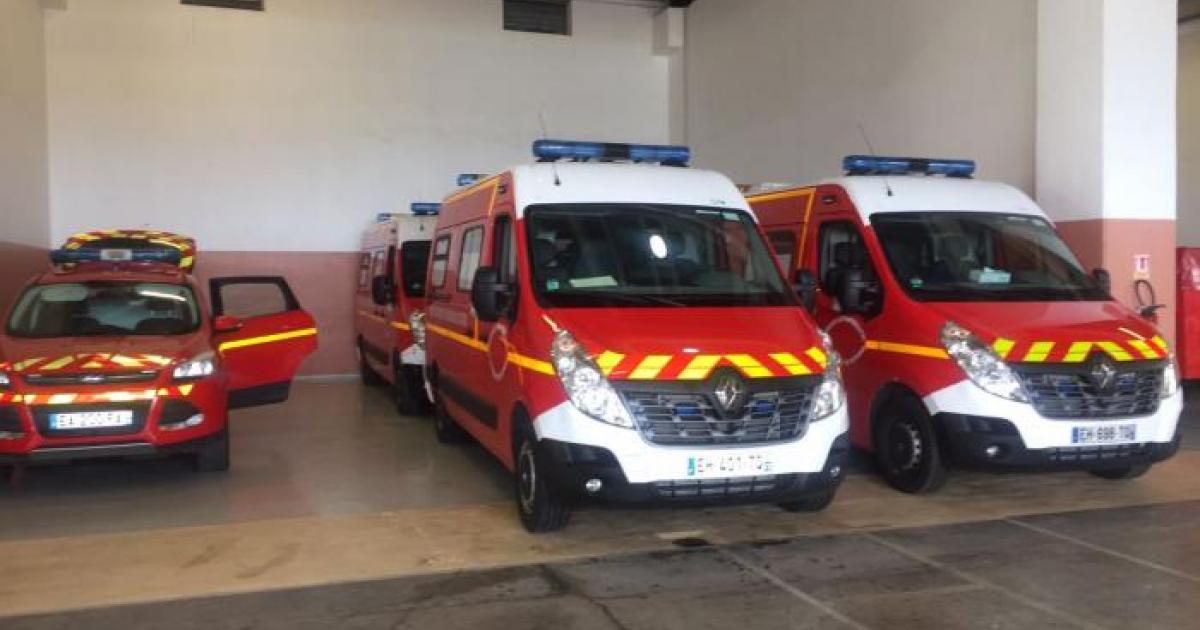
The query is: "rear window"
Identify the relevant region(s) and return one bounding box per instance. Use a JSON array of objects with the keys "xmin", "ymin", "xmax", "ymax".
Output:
[
  {"xmin": 400, "ymin": 240, "xmax": 431, "ymax": 298},
  {"xmin": 7, "ymin": 282, "xmax": 200, "ymax": 338}
]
